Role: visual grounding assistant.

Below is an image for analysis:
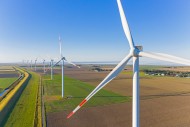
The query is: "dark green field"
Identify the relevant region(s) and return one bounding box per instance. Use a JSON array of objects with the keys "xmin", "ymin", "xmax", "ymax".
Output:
[{"xmin": 43, "ymin": 74, "xmax": 130, "ymax": 113}]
